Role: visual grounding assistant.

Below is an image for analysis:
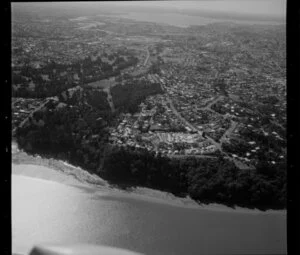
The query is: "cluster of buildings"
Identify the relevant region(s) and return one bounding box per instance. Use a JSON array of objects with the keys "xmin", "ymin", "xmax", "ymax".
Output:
[
  {"xmin": 12, "ymin": 13, "xmax": 286, "ymax": 169},
  {"xmin": 109, "ymin": 93, "xmax": 218, "ymax": 156}
]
